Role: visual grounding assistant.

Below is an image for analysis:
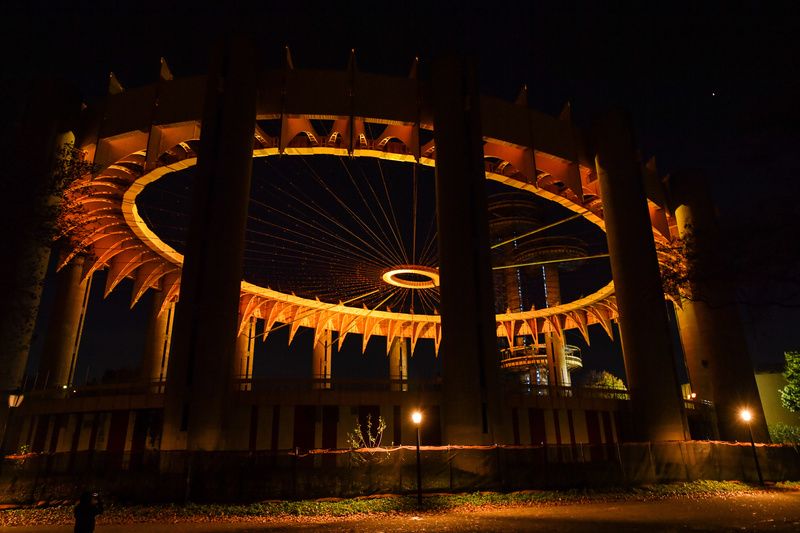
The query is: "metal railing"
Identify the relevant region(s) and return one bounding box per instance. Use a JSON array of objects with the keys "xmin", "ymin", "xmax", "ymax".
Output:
[
  {"xmin": 499, "ymin": 344, "xmax": 583, "ymax": 371},
  {"xmin": 503, "ymin": 382, "xmax": 630, "ymax": 401},
  {"xmin": 20, "ymin": 380, "xmax": 167, "ymax": 400},
  {"xmin": 18, "ymin": 377, "xmax": 444, "ymax": 399},
  {"xmin": 683, "ymin": 398, "xmax": 714, "ymax": 410},
  {"xmin": 18, "ymin": 378, "xmax": 633, "ymax": 401},
  {"xmin": 241, "ymin": 377, "xmax": 442, "ymax": 393}
]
